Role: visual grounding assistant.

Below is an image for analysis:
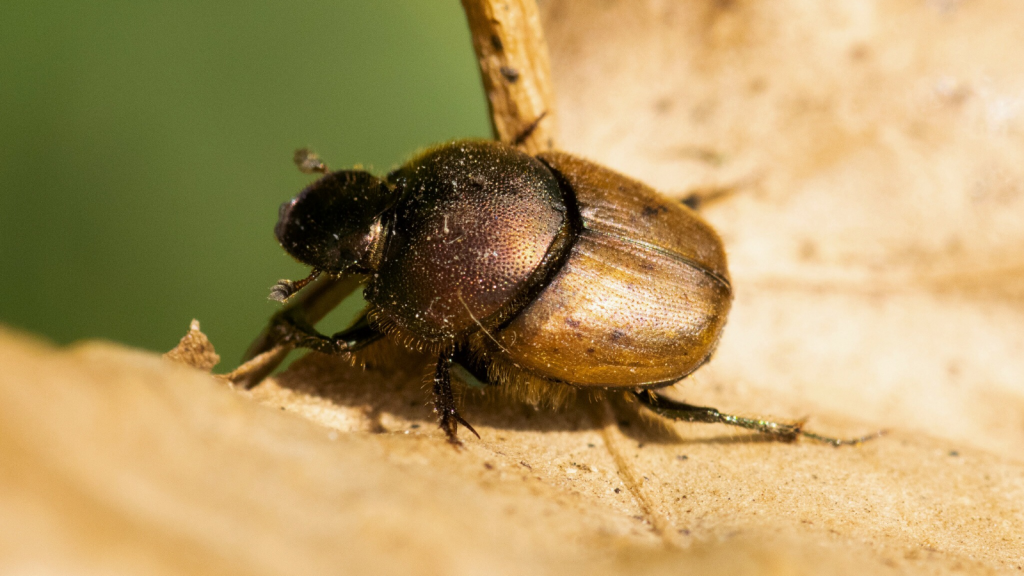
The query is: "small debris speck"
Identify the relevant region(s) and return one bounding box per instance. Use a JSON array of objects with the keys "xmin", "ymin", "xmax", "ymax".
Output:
[
  {"xmin": 614, "ymin": 488, "xmax": 621, "ymax": 494},
  {"xmin": 949, "ymin": 450, "xmax": 960, "ymax": 457},
  {"xmin": 676, "ymin": 454, "xmax": 689, "ymax": 461}
]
